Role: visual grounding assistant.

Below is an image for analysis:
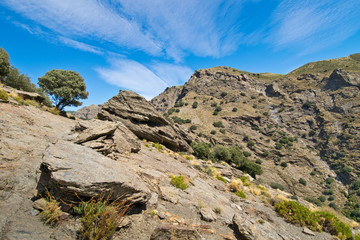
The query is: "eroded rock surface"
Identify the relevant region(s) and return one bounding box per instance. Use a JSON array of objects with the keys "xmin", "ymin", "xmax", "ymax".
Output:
[{"xmin": 98, "ymin": 90, "xmax": 193, "ymax": 152}]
